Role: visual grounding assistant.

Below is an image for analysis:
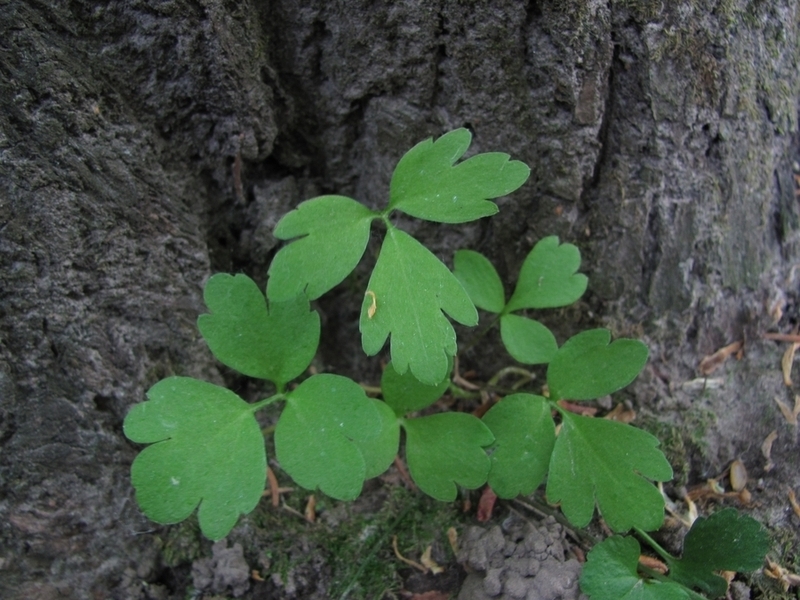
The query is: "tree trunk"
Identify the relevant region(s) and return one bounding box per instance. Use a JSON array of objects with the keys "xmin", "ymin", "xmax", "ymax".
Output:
[{"xmin": 2, "ymin": 0, "xmax": 798, "ymax": 597}]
